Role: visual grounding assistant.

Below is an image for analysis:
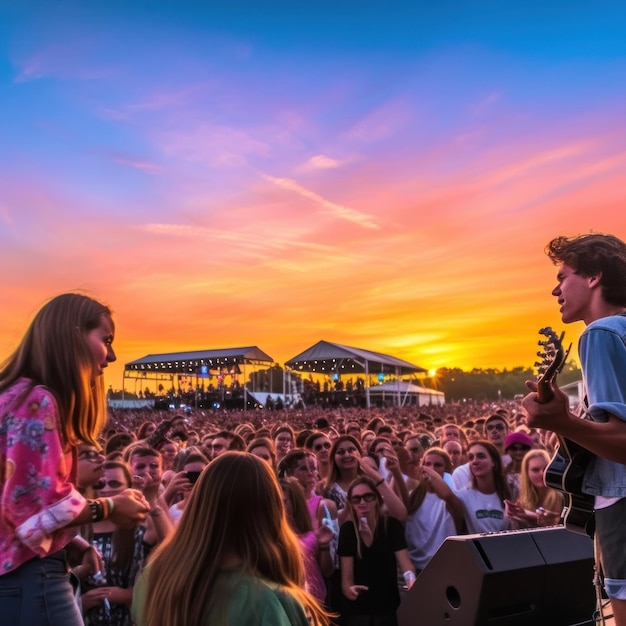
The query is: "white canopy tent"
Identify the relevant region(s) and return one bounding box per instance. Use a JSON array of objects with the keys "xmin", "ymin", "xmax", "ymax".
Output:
[{"xmin": 367, "ymin": 380, "xmax": 445, "ymax": 407}]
